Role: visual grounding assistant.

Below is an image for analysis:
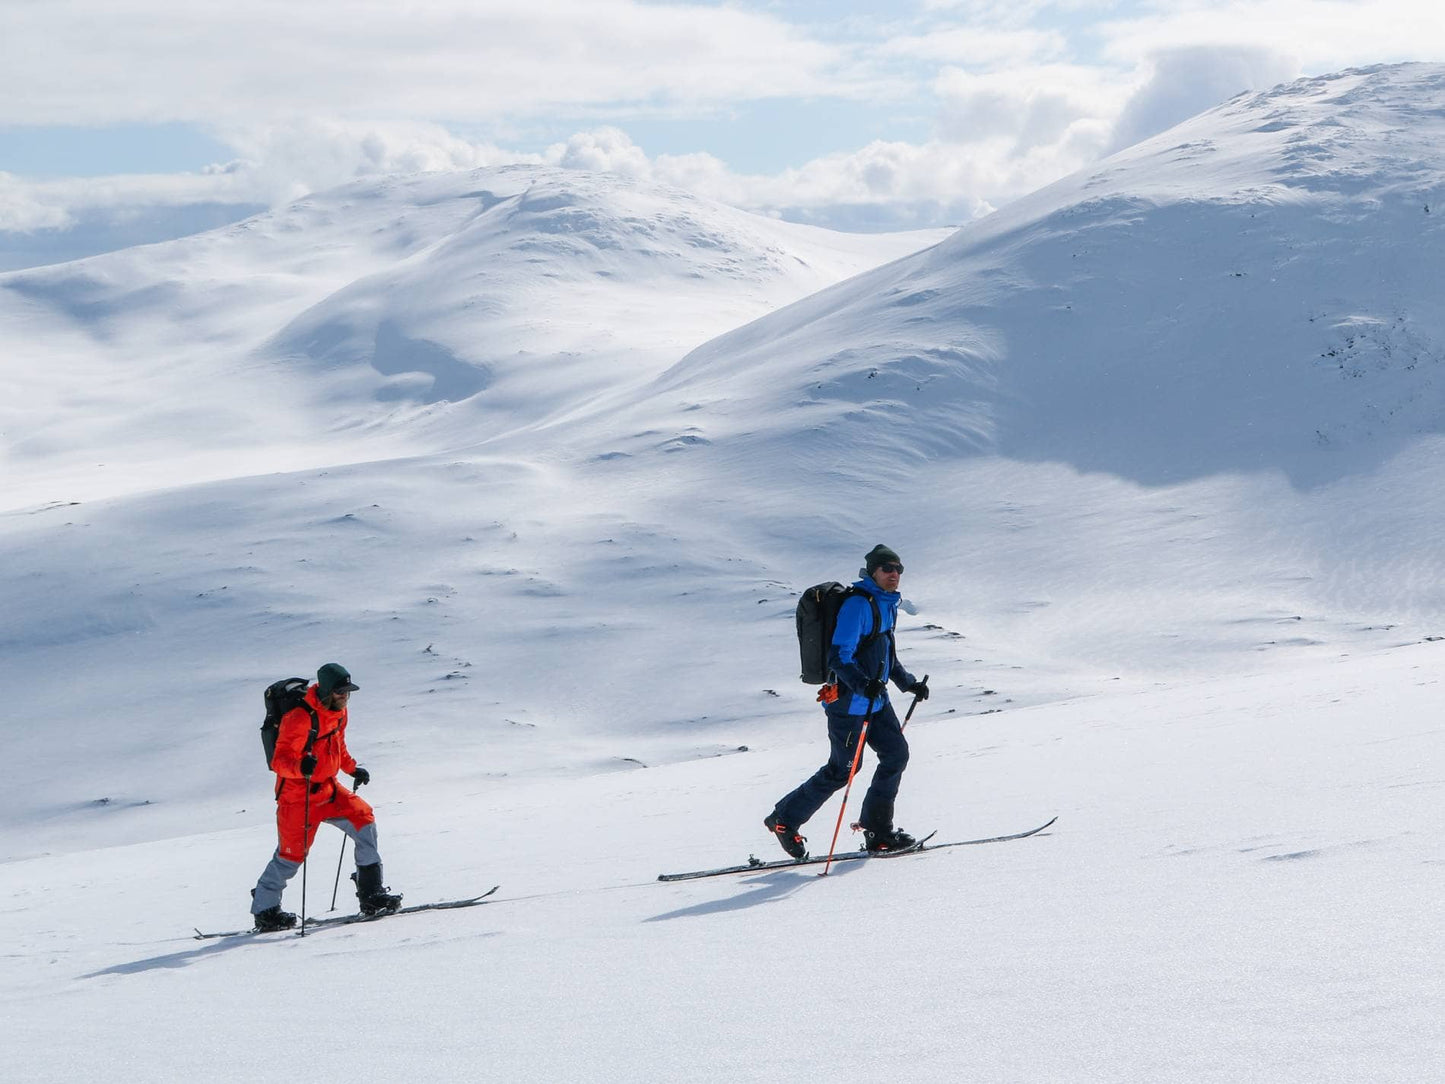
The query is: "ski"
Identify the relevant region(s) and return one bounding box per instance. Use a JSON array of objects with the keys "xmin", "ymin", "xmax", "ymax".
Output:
[
  {"xmin": 193, "ymin": 886, "xmax": 501, "ymax": 940},
  {"xmin": 657, "ymin": 816, "xmax": 1057, "ymax": 882},
  {"xmin": 908, "ymin": 816, "xmax": 1056, "ymax": 852},
  {"xmin": 658, "ymin": 833, "xmax": 937, "ymax": 882}
]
